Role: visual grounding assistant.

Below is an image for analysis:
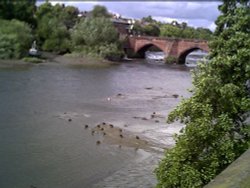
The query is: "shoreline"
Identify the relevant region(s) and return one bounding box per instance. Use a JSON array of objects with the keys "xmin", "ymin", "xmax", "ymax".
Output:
[{"xmin": 0, "ymin": 52, "xmax": 121, "ymax": 69}]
